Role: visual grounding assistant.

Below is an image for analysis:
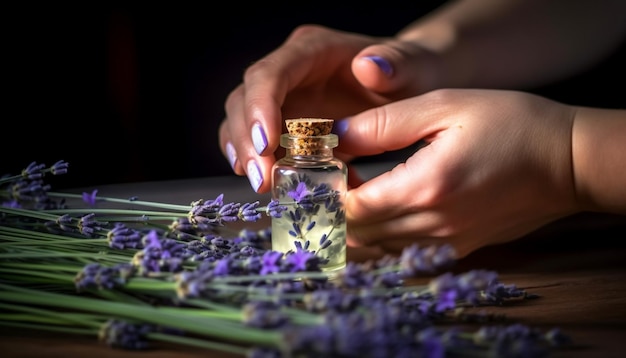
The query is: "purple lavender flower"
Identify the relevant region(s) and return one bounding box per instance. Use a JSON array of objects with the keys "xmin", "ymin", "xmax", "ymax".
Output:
[
  {"xmin": 482, "ymin": 282, "xmax": 526, "ymax": 304},
  {"xmin": 212, "ymin": 258, "xmax": 231, "ymax": 276},
  {"xmin": 266, "ymin": 199, "xmax": 288, "ymax": 218},
  {"xmin": 486, "ymin": 324, "xmax": 550, "ymax": 358},
  {"xmin": 243, "ymin": 301, "xmax": 289, "ymax": 328},
  {"xmin": 82, "ymin": 189, "xmax": 98, "ymax": 206},
  {"xmin": 243, "ymin": 255, "xmax": 263, "ymax": 274},
  {"xmin": 99, "ymin": 319, "xmax": 153, "ymax": 350},
  {"xmin": 142, "ymin": 230, "xmax": 161, "ymax": 248},
  {"xmin": 210, "ymin": 237, "xmax": 233, "ymax": 250},
  {"xmin": 259, "ymin": 250, "xmax": 283, "ymax": 275},
  {"xmin": 334, "ymin": 262, "xmax": 374, "ymax": 289},
  {"xmin": 78, "ymin": 213, "xmax": 102, "ymax": 237},
  {"xmin": 21, "ymin": 161, "xmax": 46, "ymax": 180},
  {"xmin": 544, "ymin": 328, "xmax": 572, "ymax": 347},
  {"xmin": 284, "ymin": 248, "xmax": 319, "ymax": 273},
  {"xmin": 1, "ymin": 199, "xmax": 21, "ymax": 208},
  {"xmin": 287, "ymin": 181, "xmax": 310, "ymax": 202},
  {"xmin": 50, "ymin": 160, "xmax": 69, "ymax": 175},
  {"xmin": 415, "ymin": 328, "xmax": 445, "ymax": 358},
  {"xmin": 246, "ymin": 347, "xmax": 282, "ymax": 358},
  {"xmin": 372, "ymin": 271, "xmax": 404, "ymax": 288},
  {"xmin": 188, "ymin": 194, "xmax": 225, "ymax": 224},
  {"xmin": 175, "ymin": 270, "xmax": 216, "ymax": 298},
  {"xmin": 318, "ymin": 234, "xmax": 331, "ymax": 250},
  {"xmin": 74, "ymin": 263, "xmax": 135, "ymax": 291},
  {"xmin": 107, "ymin": 223, "xmax": 143, "ymax": 250},
  {"xmin": 304, "ymin": 288, "xmax": 359, "ymax": 312},
  {"xmin": 435, "ymin": 288, "xmax": 457, "ymax": 312},
  {"xmin": 288, "ymin": 182, "xmax": 316, "ymax": 210},
  {"xmin": 51, "ymin": 214, "xmax": 75, "ymax": 233},
  {"xmin": 238, "ymin": 201, "xmax": 262, "ymax": 222},
  {"xmin": 399, "ymin": 243, "xmax": 456, "ymax": 277},
  {"xmin": 170, "ymin": 217, "xmax": 195, "ymax": 234},
  {"xmin": 217, "ymin": 201, "xmax": 240, "ymax": 223},
  {"xmin": 11, "ymin": 179, "xmax": 51, "ymax": 204}
]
